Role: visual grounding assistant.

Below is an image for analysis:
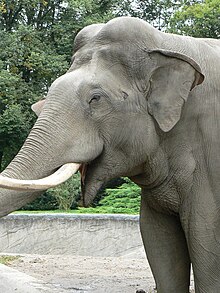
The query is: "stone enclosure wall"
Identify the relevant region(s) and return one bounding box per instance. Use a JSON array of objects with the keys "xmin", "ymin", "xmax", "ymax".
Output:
[{"xmin": 0, "ymin": 214, "xmax": 145, "ymax": 257}]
